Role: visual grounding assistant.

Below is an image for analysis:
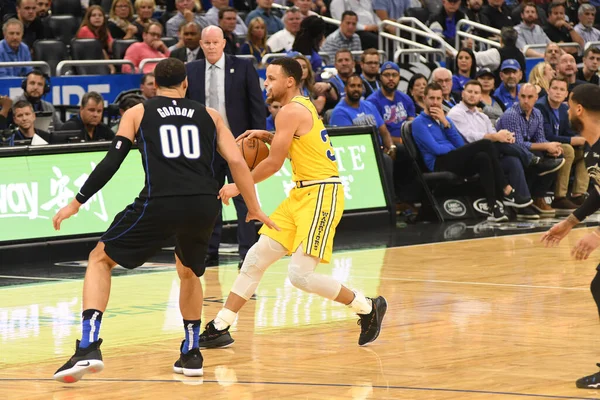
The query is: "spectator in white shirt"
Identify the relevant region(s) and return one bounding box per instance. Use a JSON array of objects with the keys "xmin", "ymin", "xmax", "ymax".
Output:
[
  {"xmin": 574, "ymin": 4, "xmax": 600, "ymax": 46},
  {"xmin": 266, "ymin": 7, "xmax": 301, "ymax": 53},
  {"xmin": 329, "ymin": 0, "xmax": 379, "ymax": 49}
]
